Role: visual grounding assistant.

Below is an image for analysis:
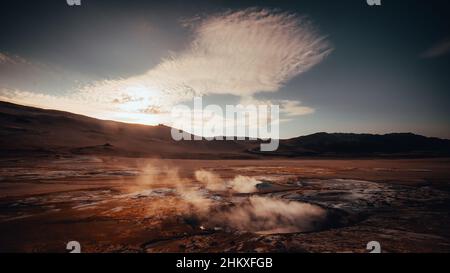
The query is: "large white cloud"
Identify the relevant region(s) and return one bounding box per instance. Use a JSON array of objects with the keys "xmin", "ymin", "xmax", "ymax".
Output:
[
  {"xmin": 0, "ymin": 8, "xmax": 332, "ymax": 127},
  {"xmin": 145, "ymin": 8, "xmax": 332, "ymax": 96},
  {"xmin": 70, "ymin": 8, "xmax": 332, "ymax": 117}
]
